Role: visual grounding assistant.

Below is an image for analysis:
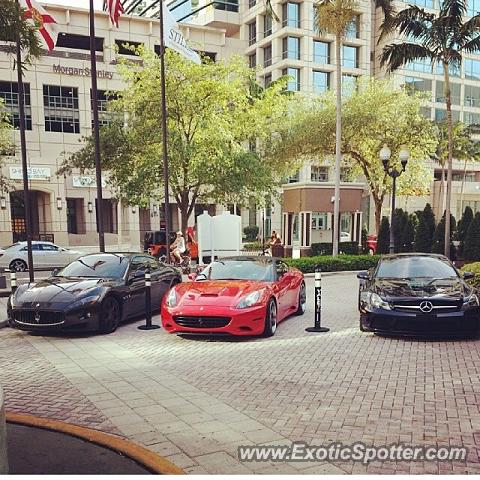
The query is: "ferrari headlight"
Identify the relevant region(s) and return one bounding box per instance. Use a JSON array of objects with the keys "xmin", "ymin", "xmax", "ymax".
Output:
[
  {"xmin": 236, "ymin": 290, "xmax": 262, "ymax": 309},
  {"xmin": 369, "ymin": 292, "xmax": 392, "ymax": 311},
  {"xmin": 165, "ymin": 288, "xmax": 178, "ymax": 308},
  {"xmin": 462, "ymin": 293, "xmax": 479, "ymax": 310}
]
